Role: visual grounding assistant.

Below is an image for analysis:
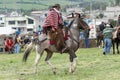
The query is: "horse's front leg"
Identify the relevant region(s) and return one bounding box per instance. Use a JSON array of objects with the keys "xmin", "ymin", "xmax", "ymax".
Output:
[
  {"xmin": 69, "ymin": 50, "xmax": 77, "ymax": 74},
  {"xmin": 112, "ymin": 40, "xmax": 115, "ymax": 54},
  {"xmin": 45, "ymin": 50, "xmax": 56, "ymax": 74}
]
